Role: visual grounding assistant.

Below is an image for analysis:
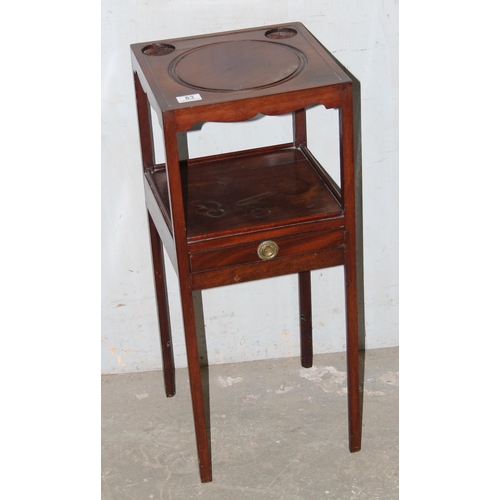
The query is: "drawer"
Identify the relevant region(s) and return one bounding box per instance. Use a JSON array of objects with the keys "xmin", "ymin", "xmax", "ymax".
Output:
[{"xmin": 189, "ymin": 228, "xmax": 344, "ymax": 273}]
